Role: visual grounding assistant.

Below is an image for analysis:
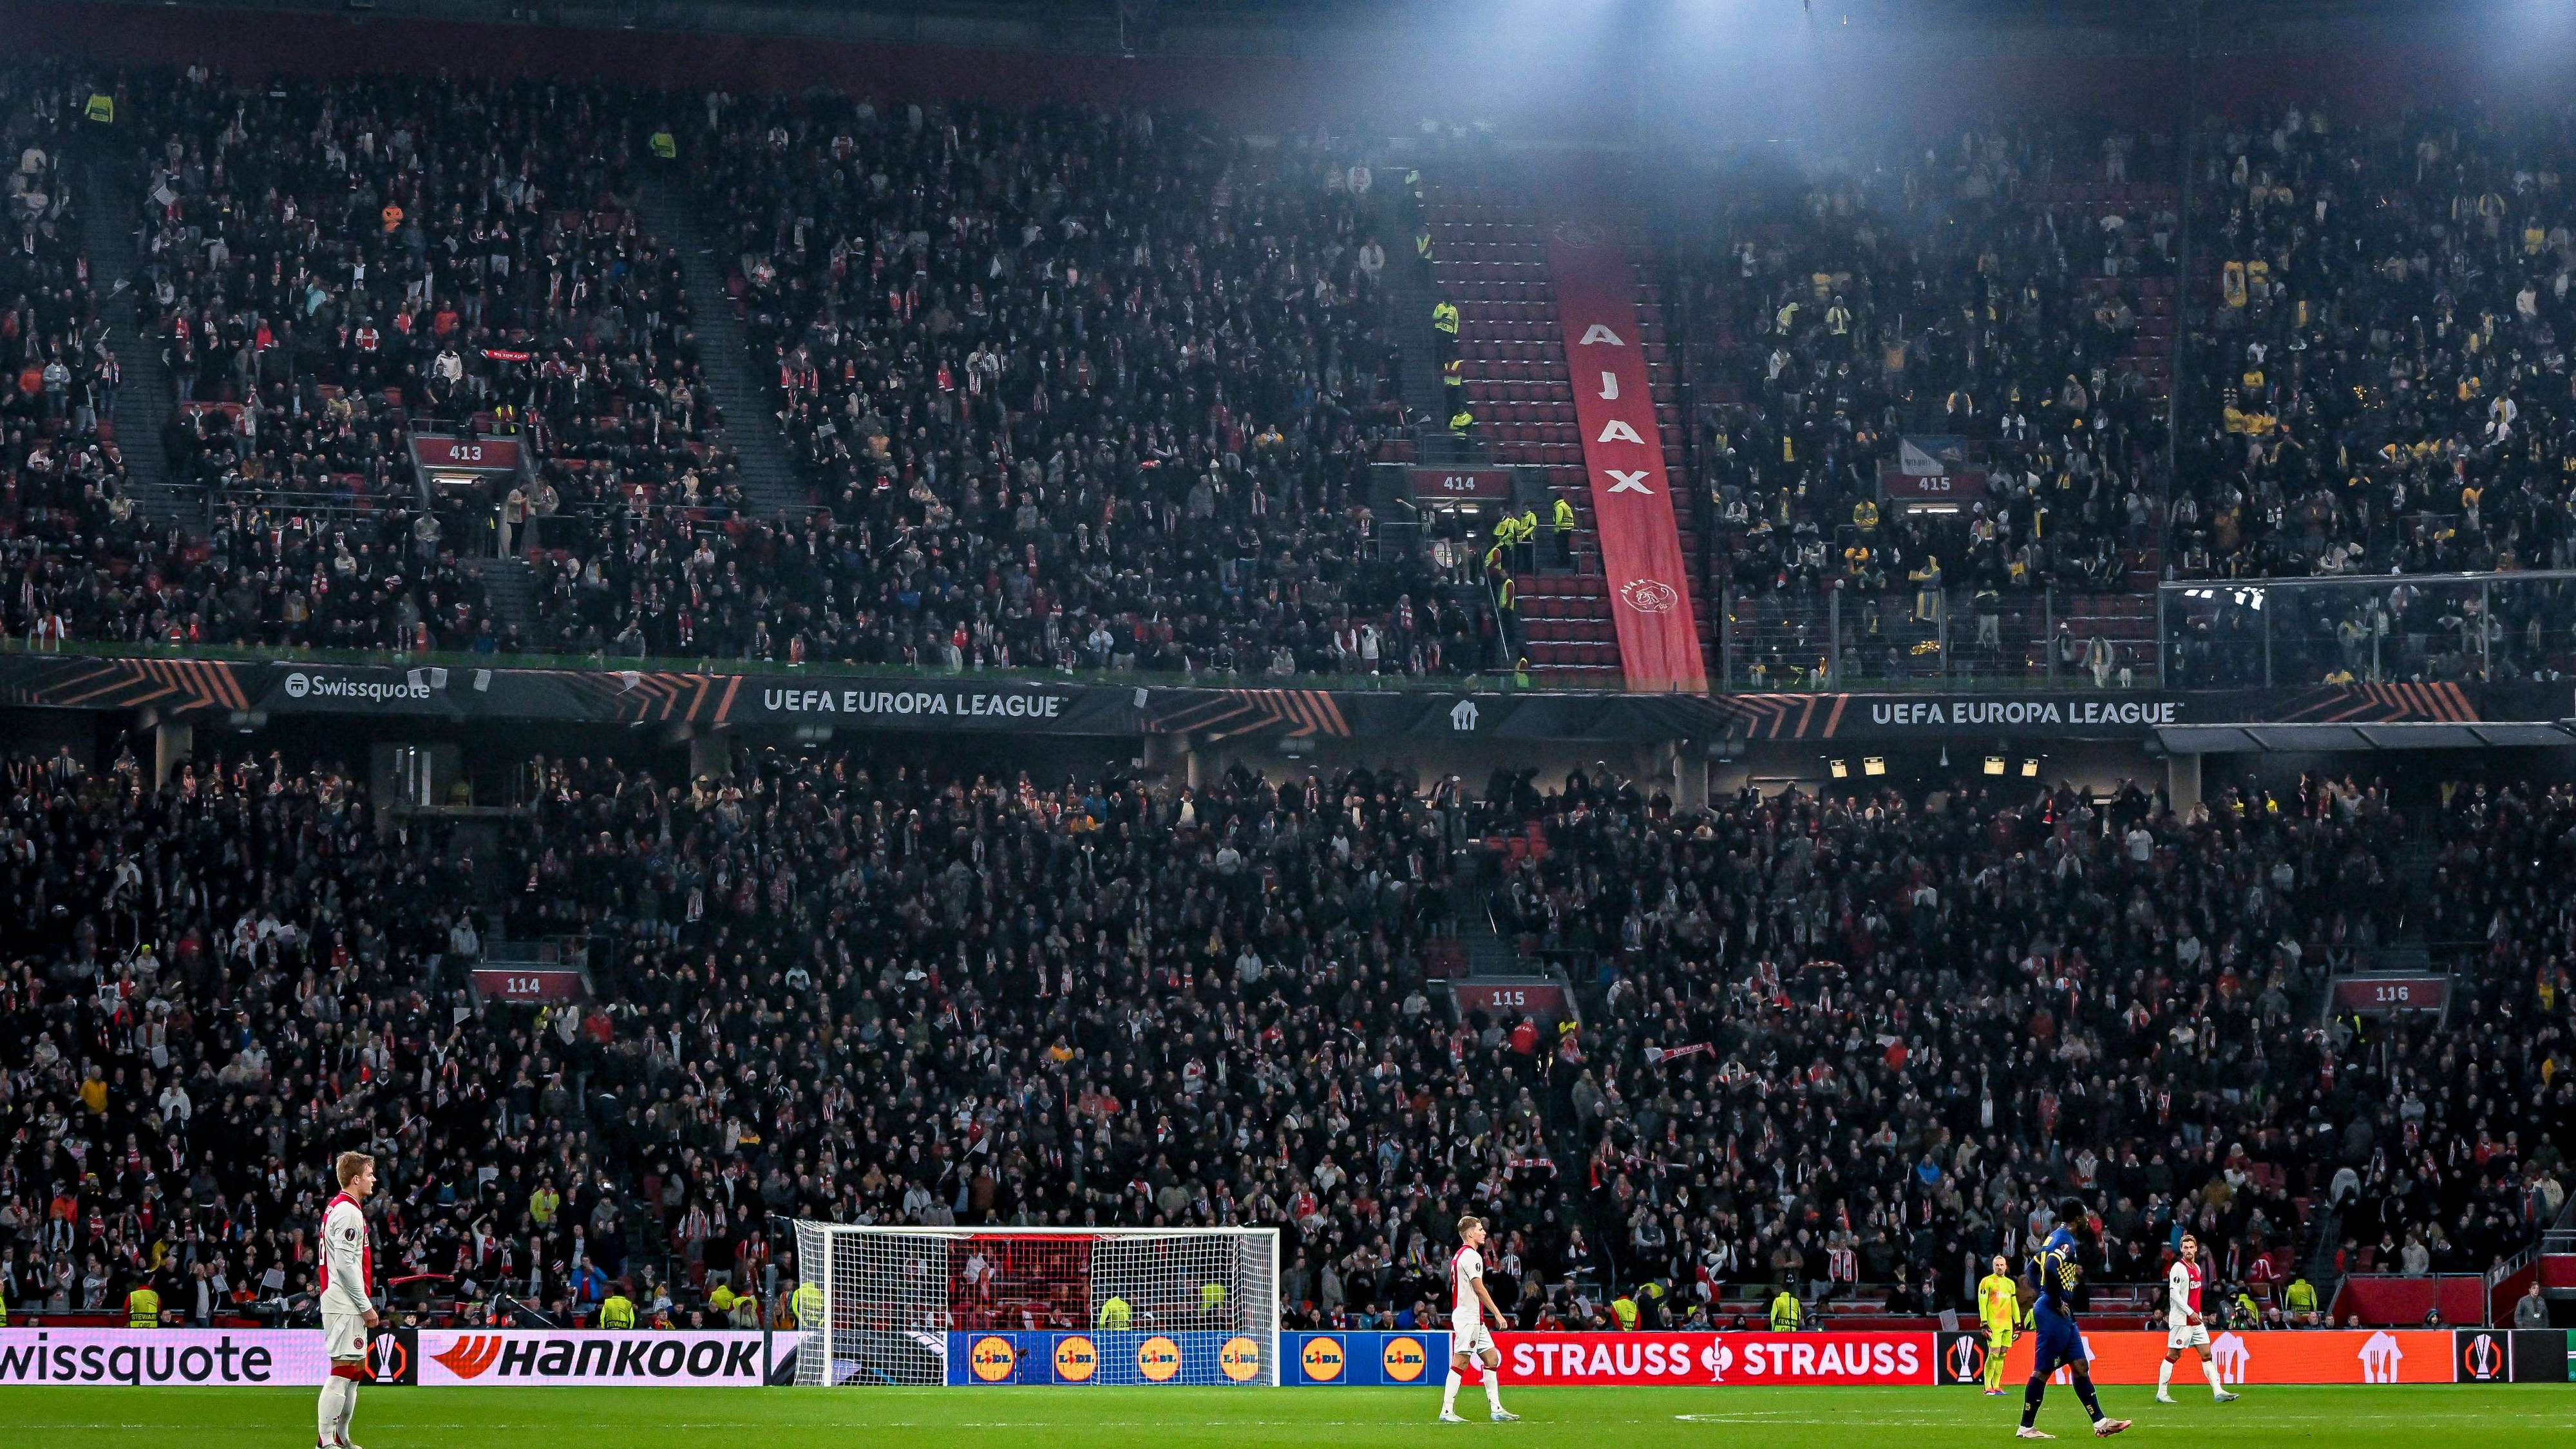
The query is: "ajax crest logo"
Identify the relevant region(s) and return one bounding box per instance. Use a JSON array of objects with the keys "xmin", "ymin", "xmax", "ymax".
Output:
[
  {"xmin": 969, "ymin": 1335, "xmax": 1017, "ymax": 1383},
  {"xmin": 1300, "ymin": 1336, "xmax": 1347, "ymax": 1383},
  {"xmin": 1053, "ymin": 1335, "xmax": 1099, "ymax": 1383},
  {"xmin": 1137, "ymin": 1335, "xmax": 1183, "ymax": 1383},
  {"xmin": 1382, "ymin": 1336, "xmax": 1428, "ymax": 1383},
  {"xmin": 1218, "ymin": 1336, "xmax": 1264, "ymax": 1383},
  {"xmin": 1618, "ymin": 578, "xmax": 1680, "ymax": 614}
]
